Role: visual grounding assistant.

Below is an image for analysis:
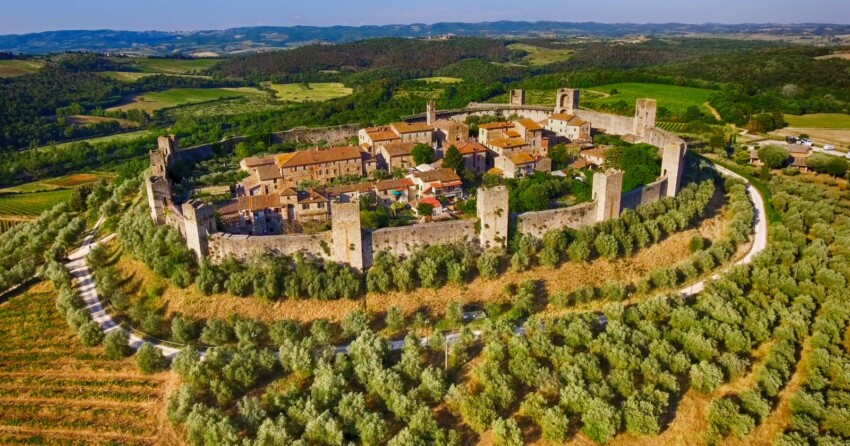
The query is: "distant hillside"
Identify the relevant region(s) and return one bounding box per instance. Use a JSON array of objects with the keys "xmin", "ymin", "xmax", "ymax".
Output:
[{"xmin": 1, "ymin": 22, "xmax": 848, "ymax": 55}]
